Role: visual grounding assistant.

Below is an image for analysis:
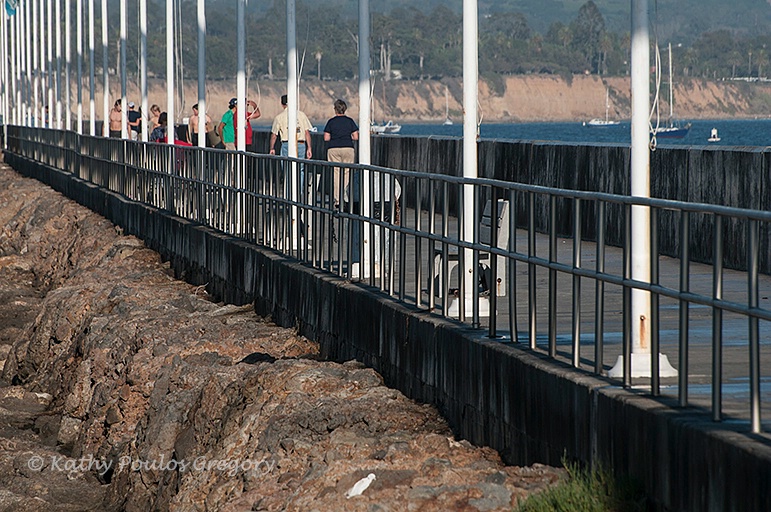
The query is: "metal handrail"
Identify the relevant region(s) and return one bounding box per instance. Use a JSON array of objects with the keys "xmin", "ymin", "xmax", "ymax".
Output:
[{"xmin": 5, "ymin": 125, "xmax": 769, "ymax": 435}]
